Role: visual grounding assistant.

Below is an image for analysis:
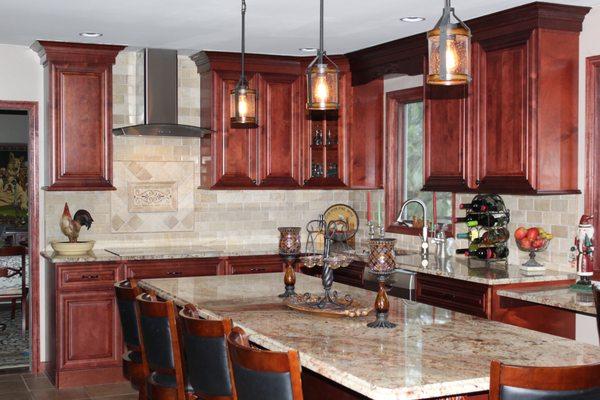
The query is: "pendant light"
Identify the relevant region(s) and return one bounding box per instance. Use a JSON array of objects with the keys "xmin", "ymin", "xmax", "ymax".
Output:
[
  {"xmin": 230, "ymin": 0, "xmax": 258, "ymax": 127},
  {"xmin": 306, "ymin": 0, "xmax": 339, "ymax": 111},
  {"xmin": 427, "ymin": 0, "xmax": 471, "ymax": 85}
]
